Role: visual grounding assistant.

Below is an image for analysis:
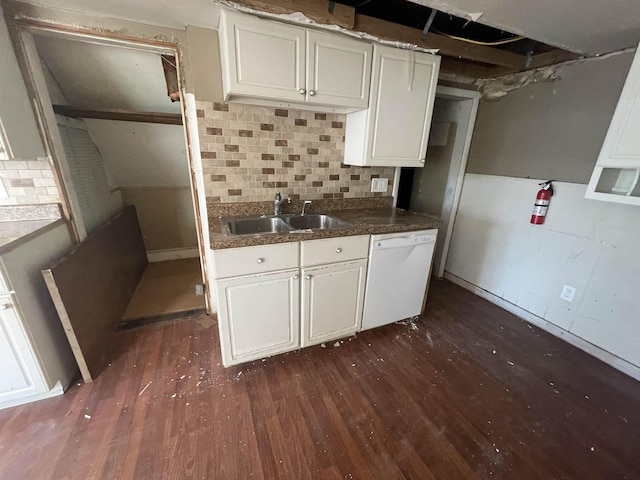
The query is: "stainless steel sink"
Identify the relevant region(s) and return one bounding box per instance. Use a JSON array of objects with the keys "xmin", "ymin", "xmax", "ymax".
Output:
[
  {"xmin": 225, "ymin": 216, "xmax": 292, "ymax": 235},
  {"xmin": 224, "ymin": 213, "xmax": 352, "ymax": 235},
  {"xmin": 284, "ymin": 214, "xmax": 351, "ymax": 230}
]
